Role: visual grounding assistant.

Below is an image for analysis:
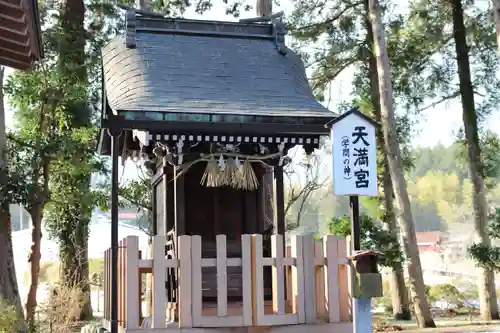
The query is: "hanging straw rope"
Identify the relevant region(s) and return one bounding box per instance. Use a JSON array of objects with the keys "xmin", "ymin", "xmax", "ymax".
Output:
[
  {"xmin": 199, "ymin": 156, "xmax": 260, "ymax": 190},
  {"xmin": 200, "ymin": 156, "xmax": 219, "ymax": 187},
  {"xmin": 238, "ymin": 159, "xmax": 259, "ymax": 190},
  {"xmin": 177, "ymin": 151, "xmax": 277, "ymax": 191}
]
